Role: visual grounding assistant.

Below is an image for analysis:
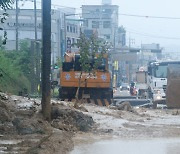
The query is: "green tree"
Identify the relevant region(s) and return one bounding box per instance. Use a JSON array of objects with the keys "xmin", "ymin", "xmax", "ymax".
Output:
[
  {"xmin": 0, "ymin": 0, "xmax": 14, "ymax": 9},
  {"xmin": 0, "ymin": 40, "xmax": 39, "ymax": 95},
  {"xmin": 74, "ymin": 32, "xmax": 108, "ymax": 108},
  {"xmin": 0, "ymin": 50, "xmax": 31, "ymax": 94},
  {"xmin": 0, "ymin": 0, "xmax": 14, "ymax": 46}
]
